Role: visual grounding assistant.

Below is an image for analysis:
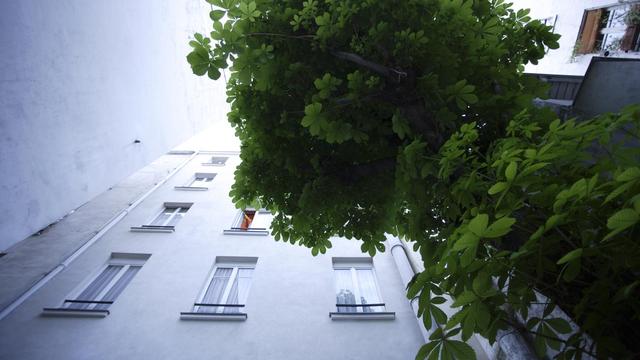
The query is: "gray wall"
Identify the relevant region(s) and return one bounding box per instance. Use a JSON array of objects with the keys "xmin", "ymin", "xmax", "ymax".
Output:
[
  {"xmin": 0, "ymin": 153, "xmax": 425, "ymax": 360},
  {"xmin": 0, "ymin": 1, "xmax": 226, "ymax": 251}
]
